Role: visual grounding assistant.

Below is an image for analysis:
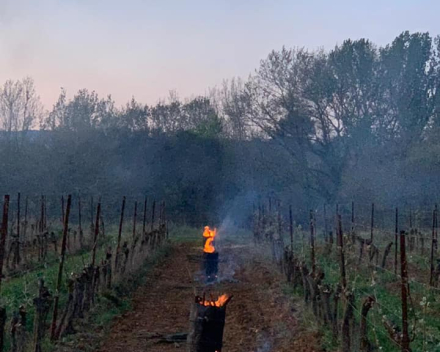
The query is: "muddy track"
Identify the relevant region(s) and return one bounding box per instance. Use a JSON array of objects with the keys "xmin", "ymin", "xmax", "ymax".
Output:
[{"xmin": 96, "ymin": 242, "xmax": 320, "ymax": 352}]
